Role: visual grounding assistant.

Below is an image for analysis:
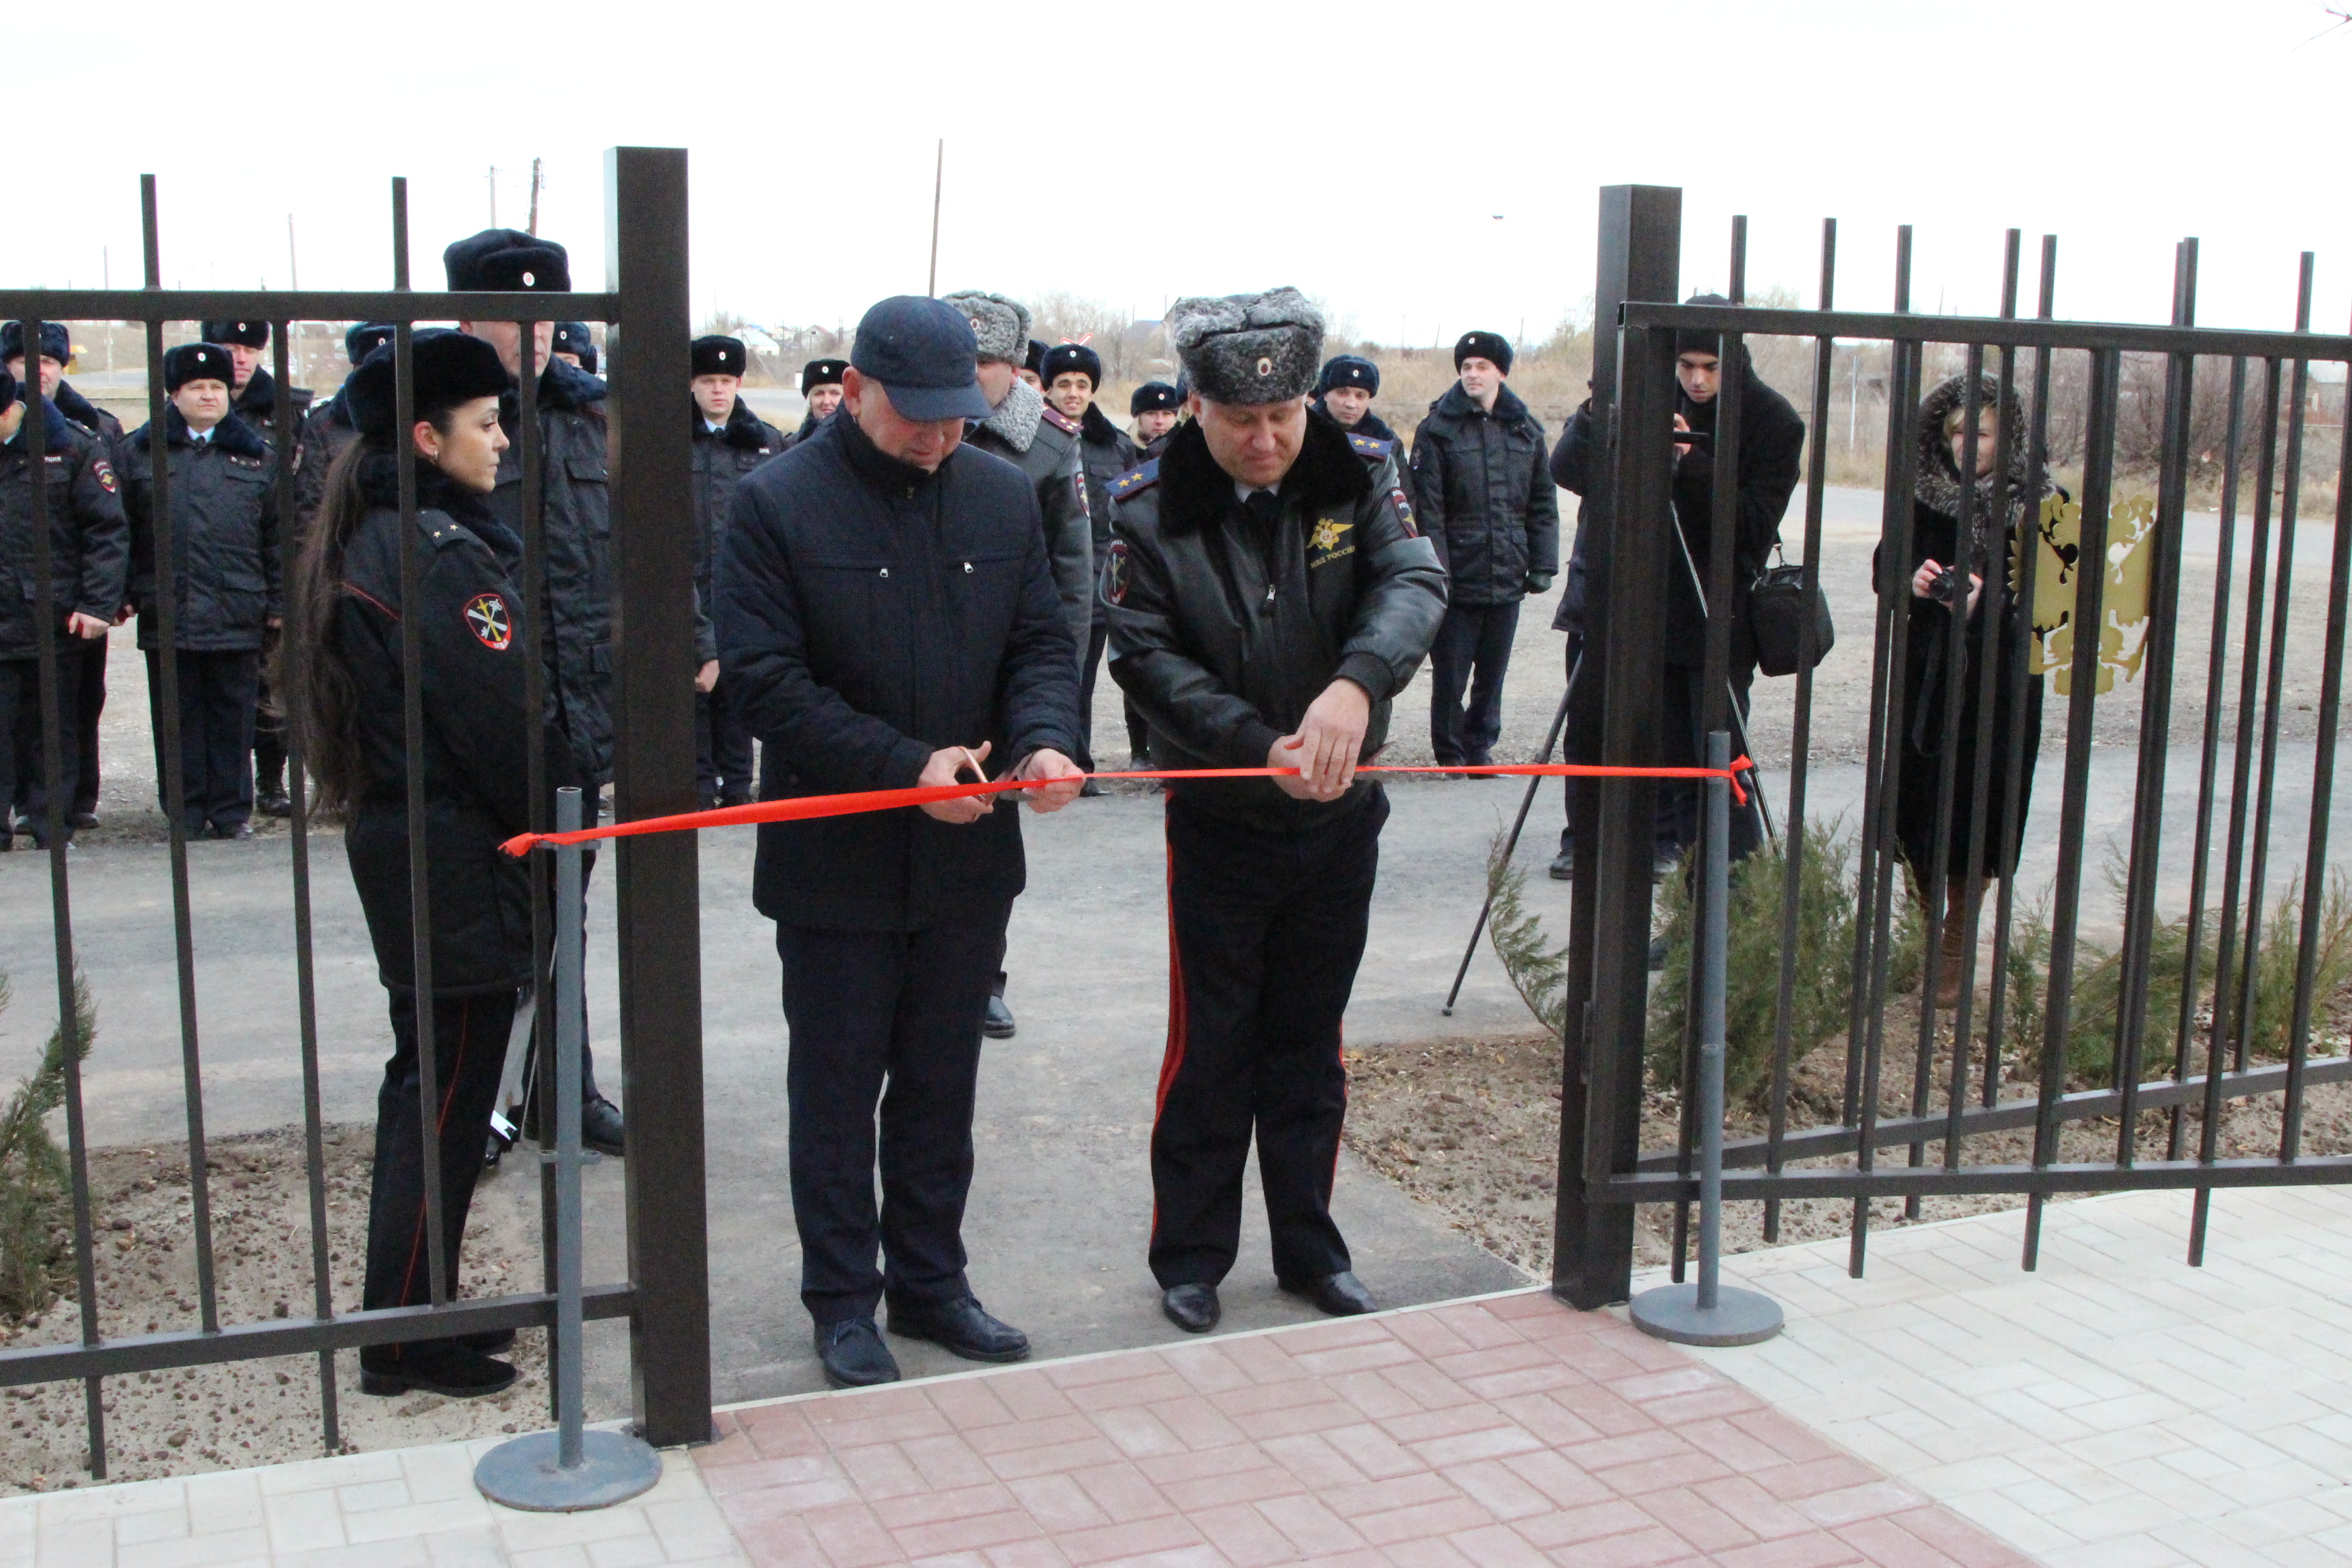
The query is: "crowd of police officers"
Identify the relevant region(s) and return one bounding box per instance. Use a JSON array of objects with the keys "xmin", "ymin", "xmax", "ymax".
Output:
[{"xmin": 0, "ymin": 227, "xmax": 1810, "ymax": 1396}]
